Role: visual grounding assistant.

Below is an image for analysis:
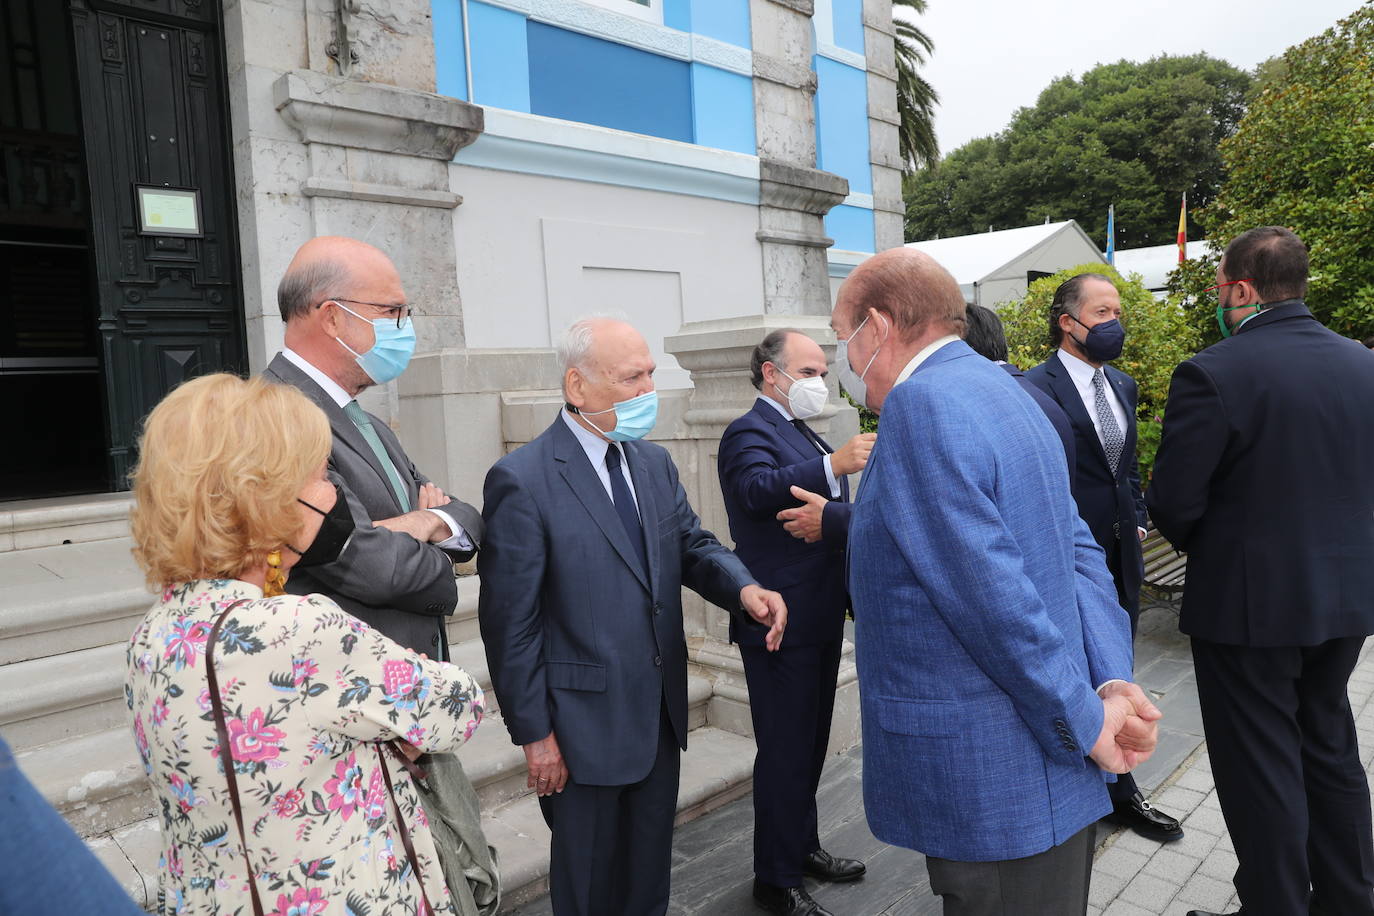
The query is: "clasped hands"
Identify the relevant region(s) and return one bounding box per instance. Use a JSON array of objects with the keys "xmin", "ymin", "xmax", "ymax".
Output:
[
  {"xmin": 1090, "ymin": 681, "xmax": 1162, "ymax": 774},
  {"xmin": 372, "ymin": 482, "xmax": 453, "ymax": 542}
]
